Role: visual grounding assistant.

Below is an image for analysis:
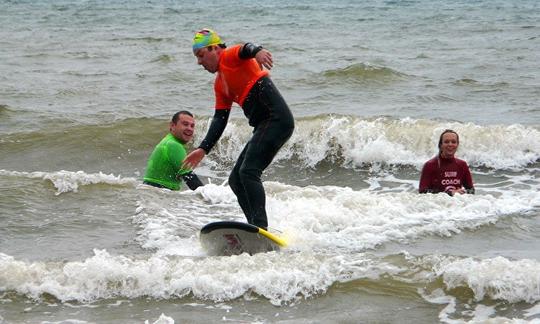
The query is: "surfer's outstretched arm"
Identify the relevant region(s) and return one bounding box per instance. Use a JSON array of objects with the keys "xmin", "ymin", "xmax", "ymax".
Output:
[
  {"xmin": 183, "ymin": 109, "xmax": 231, "ymax": 170},
  {"xmin": 198, "ymin": 108, "xmax": 231, "ymax": 154}
]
